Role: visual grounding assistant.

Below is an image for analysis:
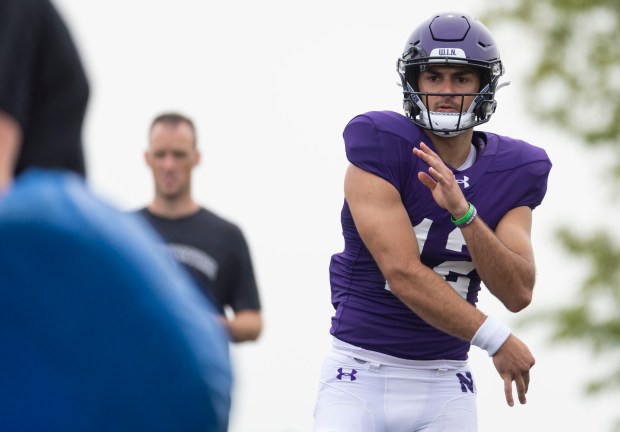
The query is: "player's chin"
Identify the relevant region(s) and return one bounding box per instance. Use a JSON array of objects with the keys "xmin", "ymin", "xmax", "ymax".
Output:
[{"xmin": 159, "ymin": 187, "xmax": 182, "ymax": 199}]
